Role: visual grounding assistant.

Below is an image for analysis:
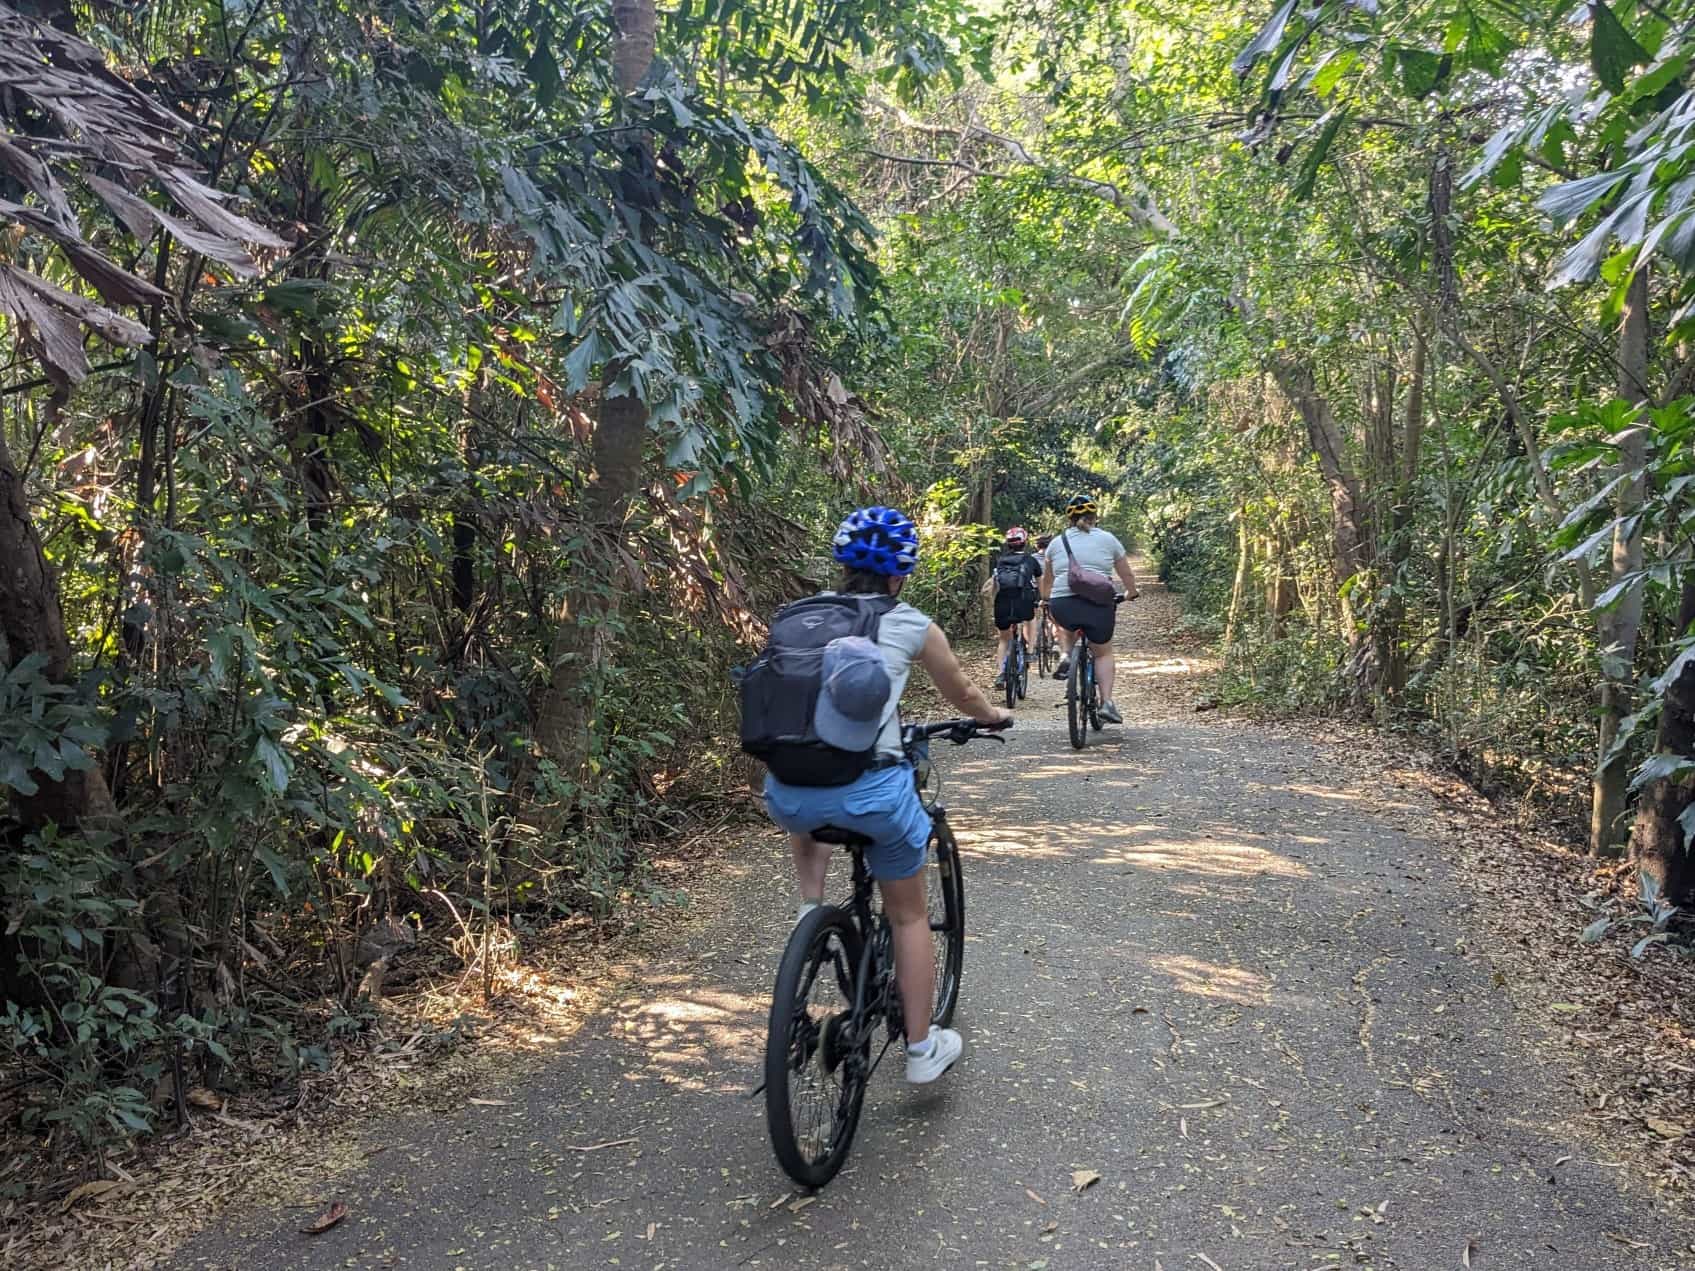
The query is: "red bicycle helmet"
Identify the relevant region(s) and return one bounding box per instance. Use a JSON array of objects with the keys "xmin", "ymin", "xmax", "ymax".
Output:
[{"xmin": 1005, "ymin": 526, "xmax": 1028, "ymax": 546}]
